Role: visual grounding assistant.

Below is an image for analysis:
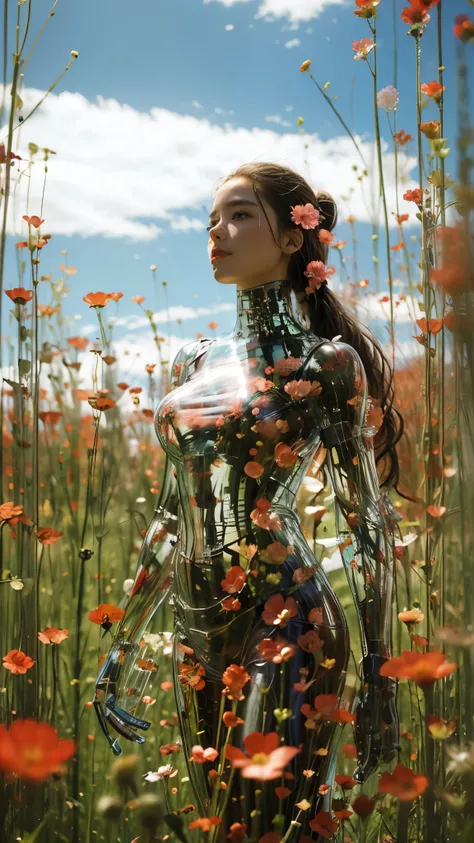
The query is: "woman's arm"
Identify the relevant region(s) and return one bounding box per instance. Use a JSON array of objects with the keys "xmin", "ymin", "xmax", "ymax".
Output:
[
  {"xmin": 94, "ymin": 341, "xmax": 209, "ymax": 753},
  {"xmin": 305, "ymin": 339, "xmax": 400, "ymax": 780}
]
